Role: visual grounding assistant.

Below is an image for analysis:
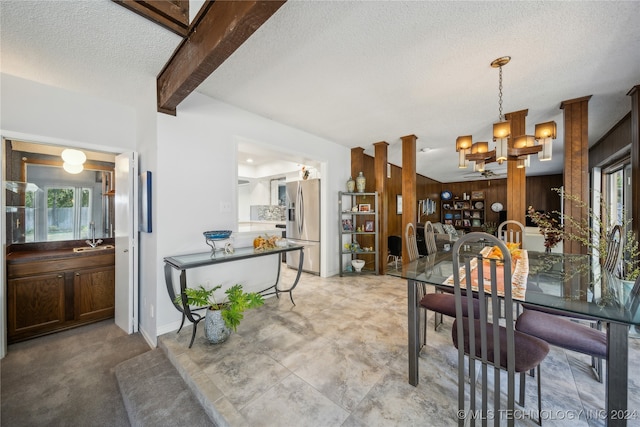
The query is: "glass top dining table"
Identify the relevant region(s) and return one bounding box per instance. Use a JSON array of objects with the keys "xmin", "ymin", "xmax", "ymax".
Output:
[{"xmin": 388, "ymin": 243, "xmax": 640, "ymax": 427}]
